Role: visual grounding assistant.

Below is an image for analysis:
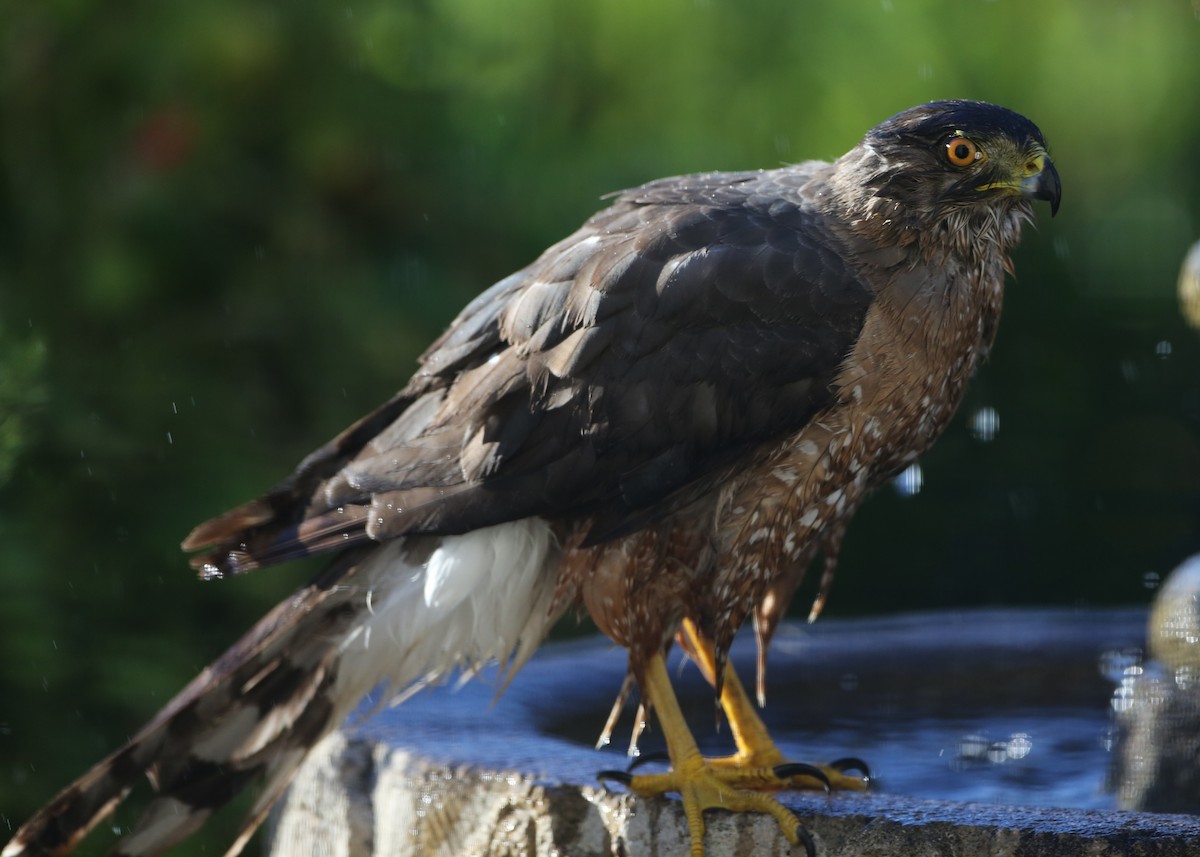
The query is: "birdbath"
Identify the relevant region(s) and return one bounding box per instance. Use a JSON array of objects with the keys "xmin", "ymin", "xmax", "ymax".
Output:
[{"xmin": 269, "ymin": 607, "xmax": 1200, "ymax": 856}]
